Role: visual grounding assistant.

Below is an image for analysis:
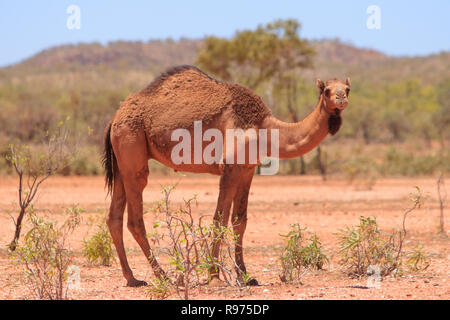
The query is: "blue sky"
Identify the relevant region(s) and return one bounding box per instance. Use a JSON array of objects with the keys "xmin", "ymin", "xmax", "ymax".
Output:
[{"xmin": 0, "ymin": 0, "xmax": 449, "ymax": 67}]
